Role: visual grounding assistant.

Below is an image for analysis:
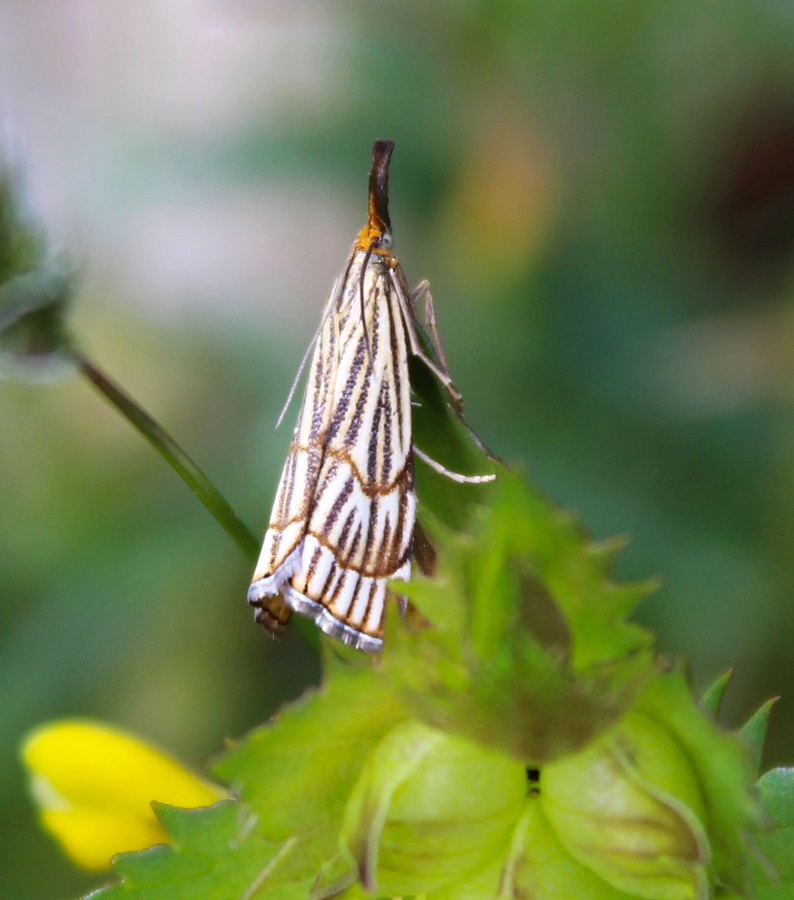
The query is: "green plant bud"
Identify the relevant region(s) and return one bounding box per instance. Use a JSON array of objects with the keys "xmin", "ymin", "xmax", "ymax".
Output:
[
  {"xmin": 340, "ymin": 719, "xmax": 526, "ymax": 897},
  {"xmin": 541, "ymin": 711, "xmax": 711, "ymax": 899},
  {"xmin": 497, "ymin": 800, "xmax": 630, "ymax": 899},
  {"xmin": 0, "ymin": 261, "xmax": 76, "ymax": 378}
]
